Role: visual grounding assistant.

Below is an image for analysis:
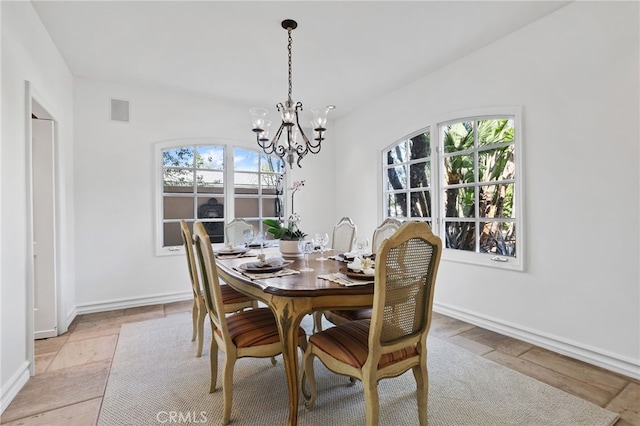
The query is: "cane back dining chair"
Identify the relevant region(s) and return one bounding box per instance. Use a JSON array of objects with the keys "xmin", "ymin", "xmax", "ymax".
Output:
[
  {"xmin": 318, "ymin": 218, "xmax": 403, "ymax": 332},
  {"xmin": 193, "ymin": 221, "xmax": 308, "ymax": 425},
  {"xmin": 302, "ymin": 221, "xmax": 442, "ymax": 425},
  {"xmin": 224, "ymin": 218, "xmax": 254, "ymax": 245},
  {"xmin": 180, "ymin": 220, "xmax": 257, "ymax": 357}
]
